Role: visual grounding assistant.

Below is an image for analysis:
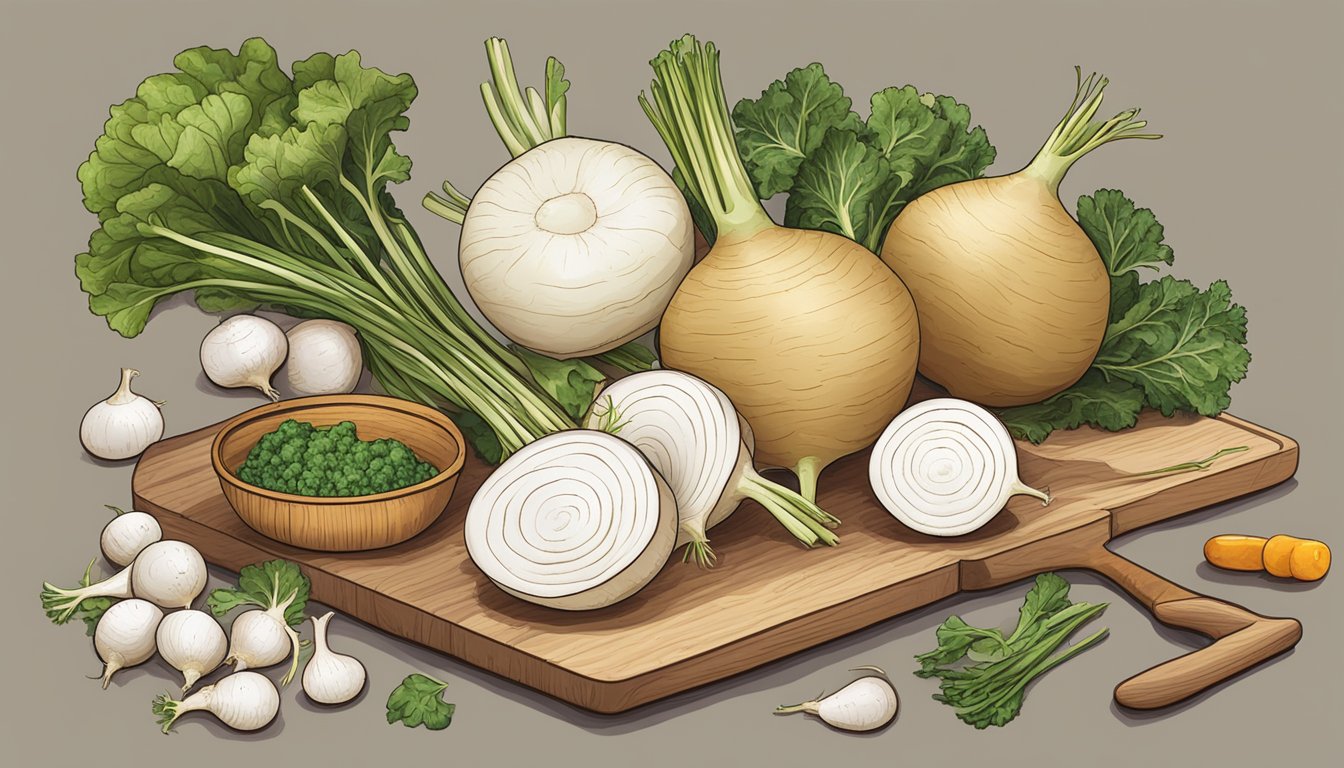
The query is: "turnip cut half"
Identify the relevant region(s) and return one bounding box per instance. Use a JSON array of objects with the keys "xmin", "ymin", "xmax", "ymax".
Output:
[
  {"xmin": 464, "ymin": 430, "xmax": 678, "ymax": 610},
  {"xmin": 868, "ymin": 399, "xmax": 1050, "ymax": 537},
  {"xmin": 585, "ymin": 370, "xmax": 839, "ymax": 565}
]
